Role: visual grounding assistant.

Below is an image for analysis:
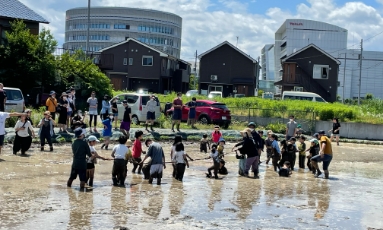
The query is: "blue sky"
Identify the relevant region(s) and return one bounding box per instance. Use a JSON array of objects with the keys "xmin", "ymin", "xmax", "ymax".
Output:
[{"xmin": 19, "ymin": 0, "xmax": 383, "ymax": 61}]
